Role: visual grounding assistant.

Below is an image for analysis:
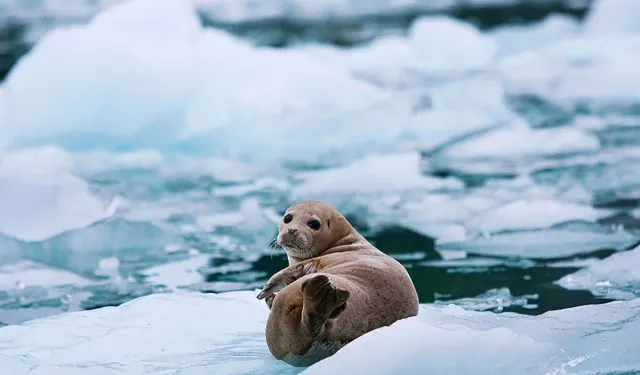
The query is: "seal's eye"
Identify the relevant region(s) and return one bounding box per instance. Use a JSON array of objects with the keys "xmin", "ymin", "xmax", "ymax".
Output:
[
  {"xmin": 283, "ymin": 213, "xmax": 293, "ymax": 224},
  {"xmin": 308, "ymin": 219, "xmax": 321, "ymax": 230}
]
